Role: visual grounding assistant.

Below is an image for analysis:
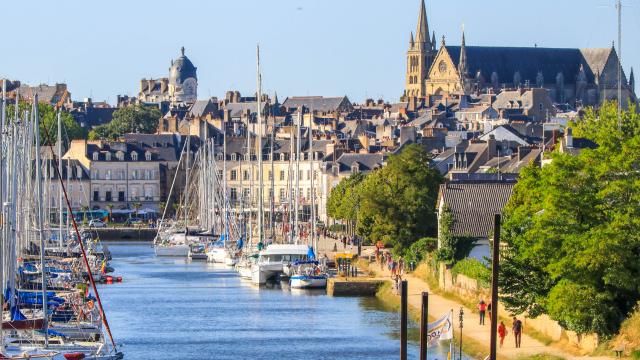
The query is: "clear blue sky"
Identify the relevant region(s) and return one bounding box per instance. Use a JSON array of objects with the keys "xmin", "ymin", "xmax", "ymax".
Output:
[{"xmin": 1, "ymin": 0, "xmax": 637, "ymax": 104}]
